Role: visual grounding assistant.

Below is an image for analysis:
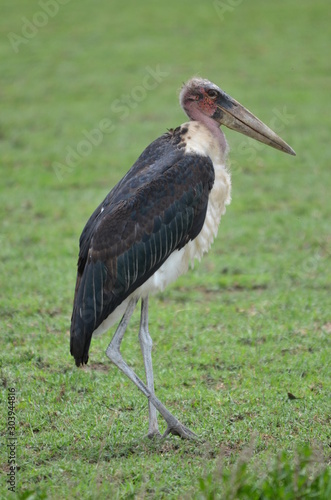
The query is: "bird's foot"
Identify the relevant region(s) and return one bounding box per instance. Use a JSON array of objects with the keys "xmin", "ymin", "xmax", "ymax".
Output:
[
  {"xmin": 162, "ymin": 420, "xmax": 198, "ymax": 440},
  {"xmin": 146, "ymin": 429, "xmax": 162, "ymax": 440}
]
